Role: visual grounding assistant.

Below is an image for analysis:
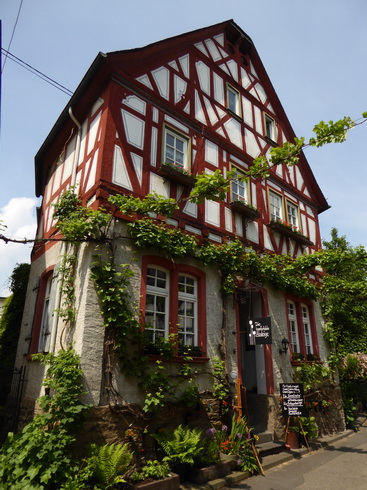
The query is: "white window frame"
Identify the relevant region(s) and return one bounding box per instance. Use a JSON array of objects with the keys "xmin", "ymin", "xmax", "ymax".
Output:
[
  {"xmin": 144, "ymin": 267, "xmax": 169, "ymax": 342},
  {"xmin": 178, "ymin": 274, "xmax": 198, "ymax": 347},
  {"xmin": 288, "ymin": 301, "xmax": 300, "ymax": 354},
  {"xmin": 231, "ymin": 166, "xmax": 249, "ymax": 203},
  {"xmin": 163, "ymin": 127, "xmax": 190, "ymax": 171},
  {"xmin": 227, "ymin": 84, "xmax": 241, "ymax": 117},
  {"xmin": 301, "ymin": 304, "xmax": 313, "ymax": 355},
  {"xmin": 286, "ymin": 200, "xmax": 299, "ymax": 231},
  {"xmin": 269, "ymin": 190, "xmax": 283, "ymax": 222},
  {"xmin": 38, "ymin": 274, "xmax": 54, "ymax": 353},
  {"xmin": 264, "ymin": 114, "xmax": 276, "ymax": 141}
]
